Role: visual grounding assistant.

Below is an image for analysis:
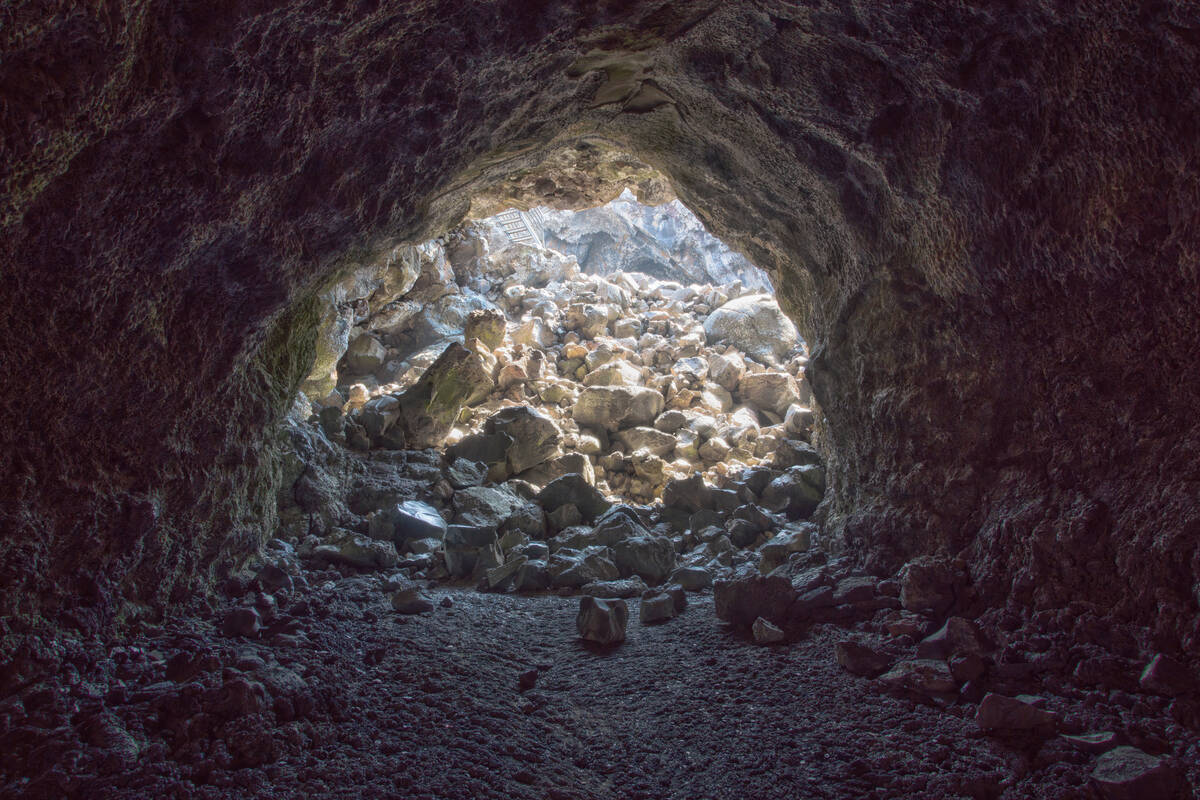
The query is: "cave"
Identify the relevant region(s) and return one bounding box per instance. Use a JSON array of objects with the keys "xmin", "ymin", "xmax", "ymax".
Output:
[{"xmin": 2, "ymin": 1, "xmax": 1199, "ymax": 797}]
